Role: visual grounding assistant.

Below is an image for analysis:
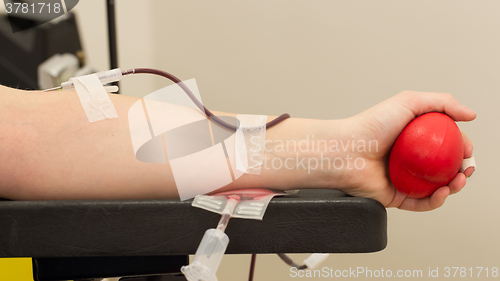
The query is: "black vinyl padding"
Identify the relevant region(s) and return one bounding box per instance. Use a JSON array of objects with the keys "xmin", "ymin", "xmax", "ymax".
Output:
[{"xmin": 0, "ymin": 189, "xmax": 387, "ymax": 258}]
